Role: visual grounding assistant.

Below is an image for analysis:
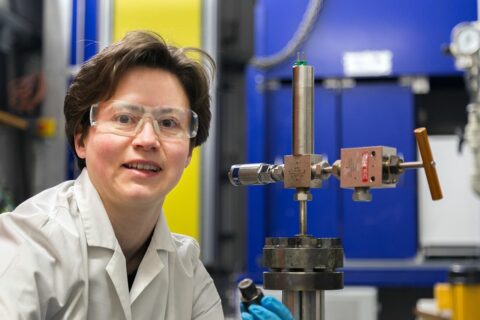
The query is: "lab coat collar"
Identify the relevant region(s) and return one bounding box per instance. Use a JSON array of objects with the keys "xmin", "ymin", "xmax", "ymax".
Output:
[
  {"xmin": 74, "ymin": 169, "xmax": 177, "ymax": 253},
  {"xmin": 106, "ymin": 247, "xmax": 132, "ymax": 319},
  {"xmin": 149, "ymin": 210, "xmax": 176, "ymax": 253},
  {"xmin": 75, "ymin": 169, "xmax": 117, "ymax": 250},
  {"xmin": 129, "ymin": 243, "xmax": 168, "ymax": 304},
  {"xmin": 75, "ymin": 169, "xmax": 178, "ymax": 318},
  {"xmin": 129, "ymin": 211, "xmax": 176, "ymax": 304}
]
